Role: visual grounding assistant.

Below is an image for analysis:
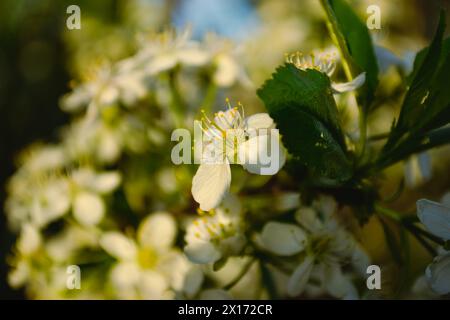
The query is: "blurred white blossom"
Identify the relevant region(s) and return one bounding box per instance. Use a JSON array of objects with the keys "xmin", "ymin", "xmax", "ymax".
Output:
[{"xmin": 417, "ymin": 197, "xmax": 450, "ymax": 295}]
